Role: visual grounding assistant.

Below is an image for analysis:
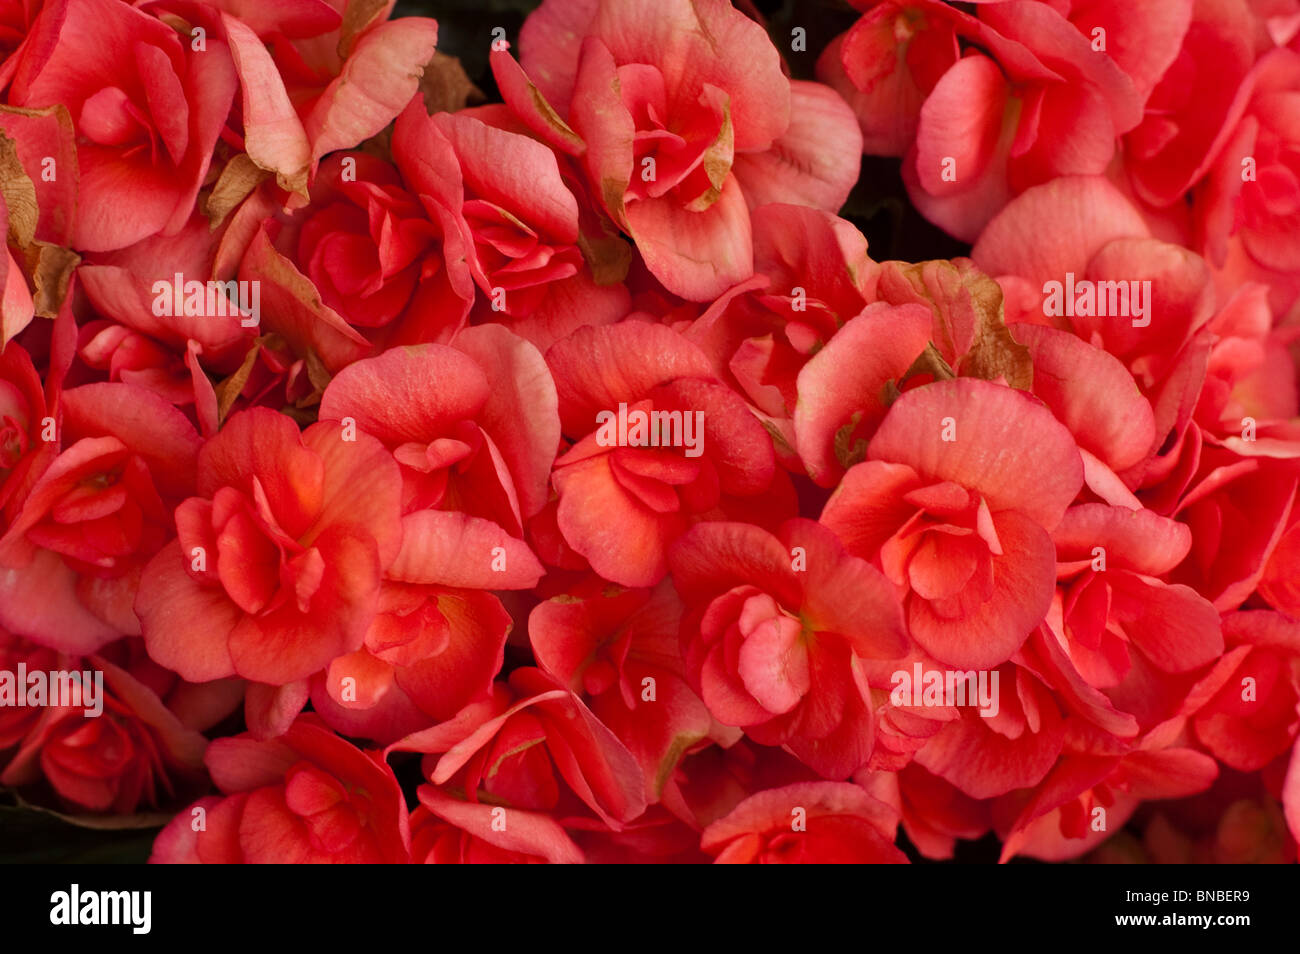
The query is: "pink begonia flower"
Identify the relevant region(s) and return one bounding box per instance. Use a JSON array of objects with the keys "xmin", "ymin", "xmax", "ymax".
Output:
[
  {"xmin": 530, "ymin": 575, "xmax": 729, "ymax": 804},
  {"xmin": 545, "ymin": 320, "xmax": 794, "ymax": 588},
  {"xmin": 136, "ymin": 407, "xmax": 403, "ymax": 690},
  {"xmin": 233, "ymin": 100, "xmax": 476, "ymax": 365},
  {"xmin": 302, "ymin": 333, "xmax": 550, "ymax": 743},
  {"xmin": 668, "ymin": 518, "xmax": 906, "ymax": 779},
  {"xmin": 491, "ymin": 0, "xmax": 862, "ymax": 300},
  {"xmin": 391, "ymin": 668, "xmax": 648, "ymax": 833},
  {"xmin": 150, "ymin": 715, "xmax": 410, "ymax": 863},
  {"xmin": 0, "ymin": 382, "xmax": 202, "ymax": 651},
  {"xmin": 701, "ymin": 781, "xmax": 908, "ymax": 863},
  {"xmin": 1, "ymin": 633, "xmax": 213, "ymax": 816},
  {"xmin": 429, "ymin": 107, "xmax": 631, "ymax": 352},
  {"xmin": 822, "ymin": 378, "xmax": 1084, "ymax": 670},
  {"xmin": 9, "ymin": 0, "xmax": 238, "ymax": 251}
]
